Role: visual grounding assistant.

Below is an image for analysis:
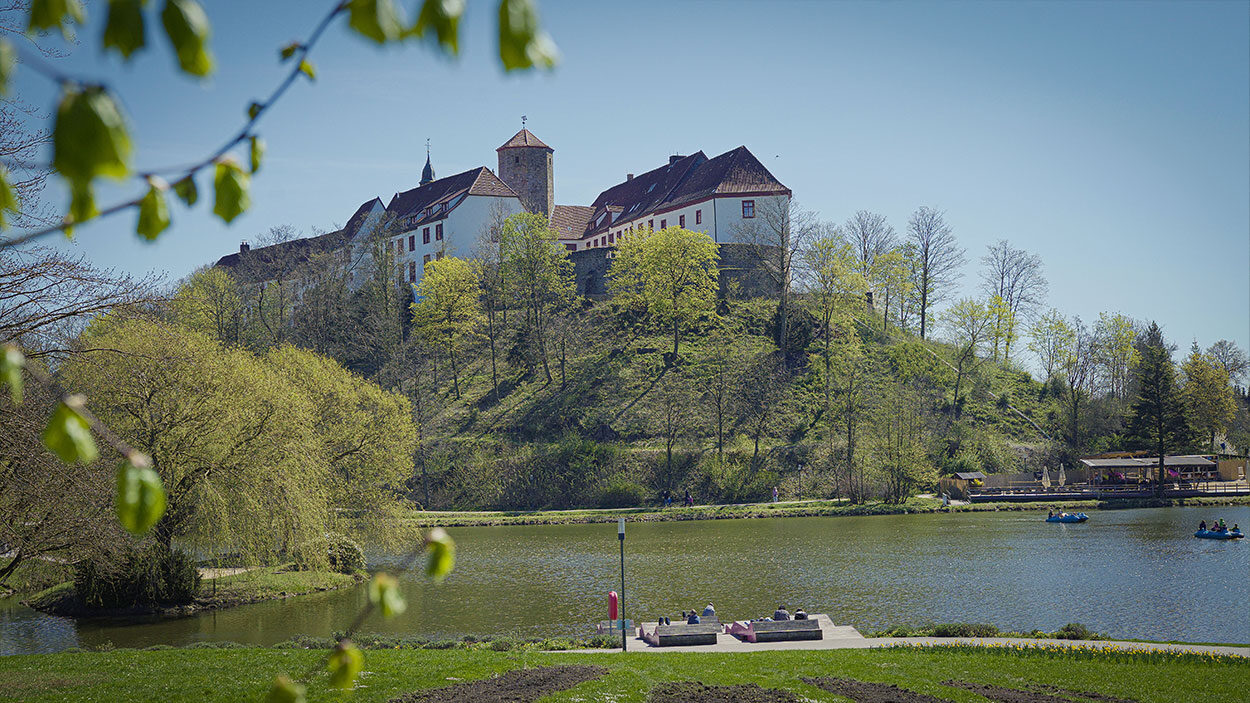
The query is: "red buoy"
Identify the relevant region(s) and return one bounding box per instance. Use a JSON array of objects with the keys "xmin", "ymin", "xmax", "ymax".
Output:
[{"xmin": 608, "ymin": 591, "xmax": 619, "ymax": 621}]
